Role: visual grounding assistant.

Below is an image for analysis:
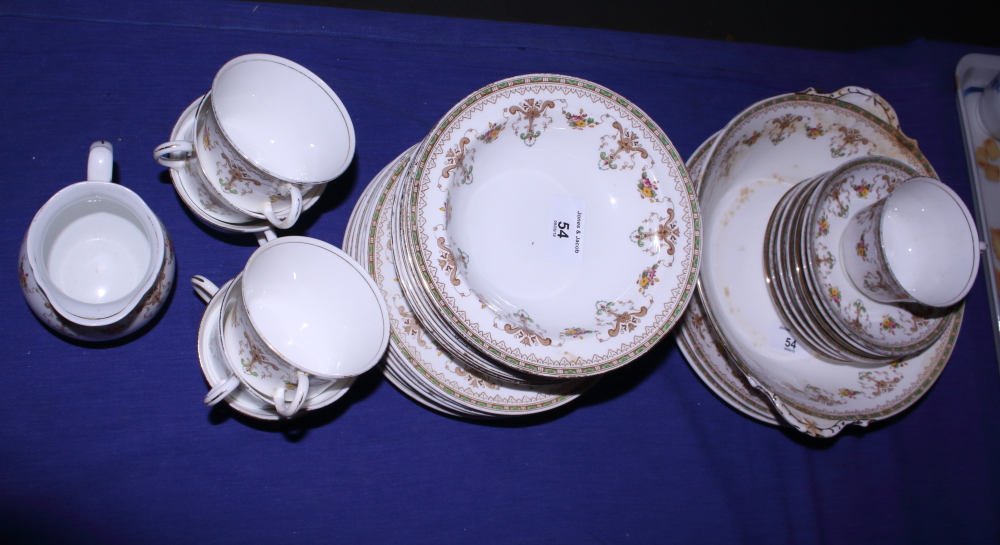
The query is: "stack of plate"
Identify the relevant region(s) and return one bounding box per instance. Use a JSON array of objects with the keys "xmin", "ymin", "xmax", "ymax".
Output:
[
  {"xmin": 764, "ymin": 157, "xmax": 955, "ymax": 364},
  {"xmin": 345, "ymin": 74, "xmax": 702, "ymax": 417},
  {"xmin": 677, "ymin": 87, "xmax": 964, "ymax": 437}
]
